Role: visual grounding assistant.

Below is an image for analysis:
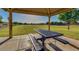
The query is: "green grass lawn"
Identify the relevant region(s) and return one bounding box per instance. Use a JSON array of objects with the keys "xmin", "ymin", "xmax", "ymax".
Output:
[{"xmin": 0, "ymin": 25, "xmax": 79, "ymax": 40}]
